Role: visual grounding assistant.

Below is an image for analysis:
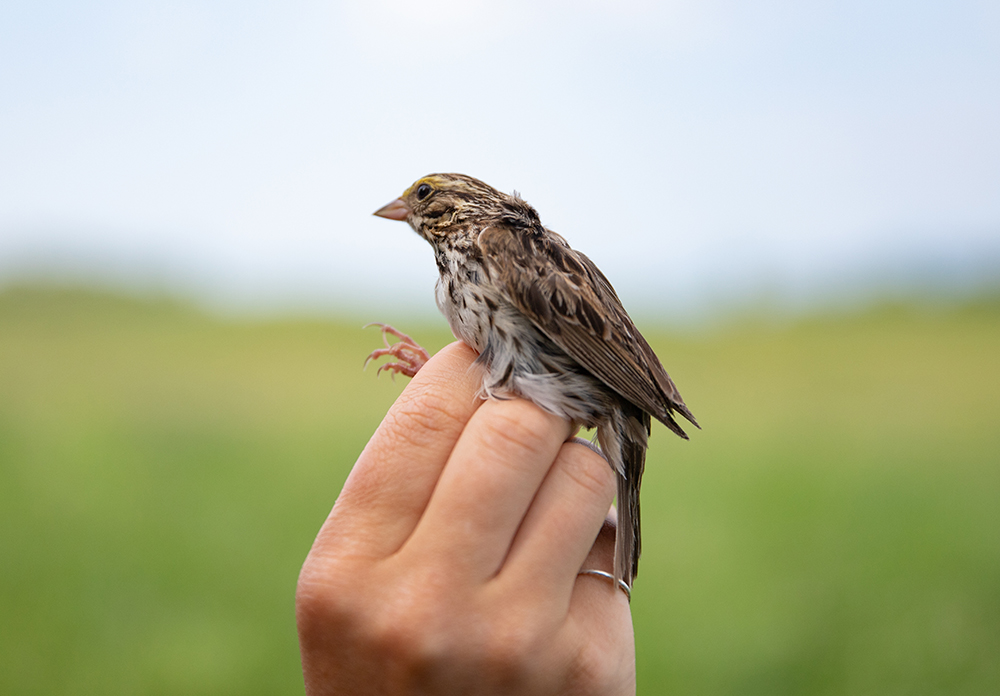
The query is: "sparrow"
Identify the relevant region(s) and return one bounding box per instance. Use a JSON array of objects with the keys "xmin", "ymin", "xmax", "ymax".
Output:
[{"xmin": 371, "ymin": 173, "xmax": 697, "ymax": 588}]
